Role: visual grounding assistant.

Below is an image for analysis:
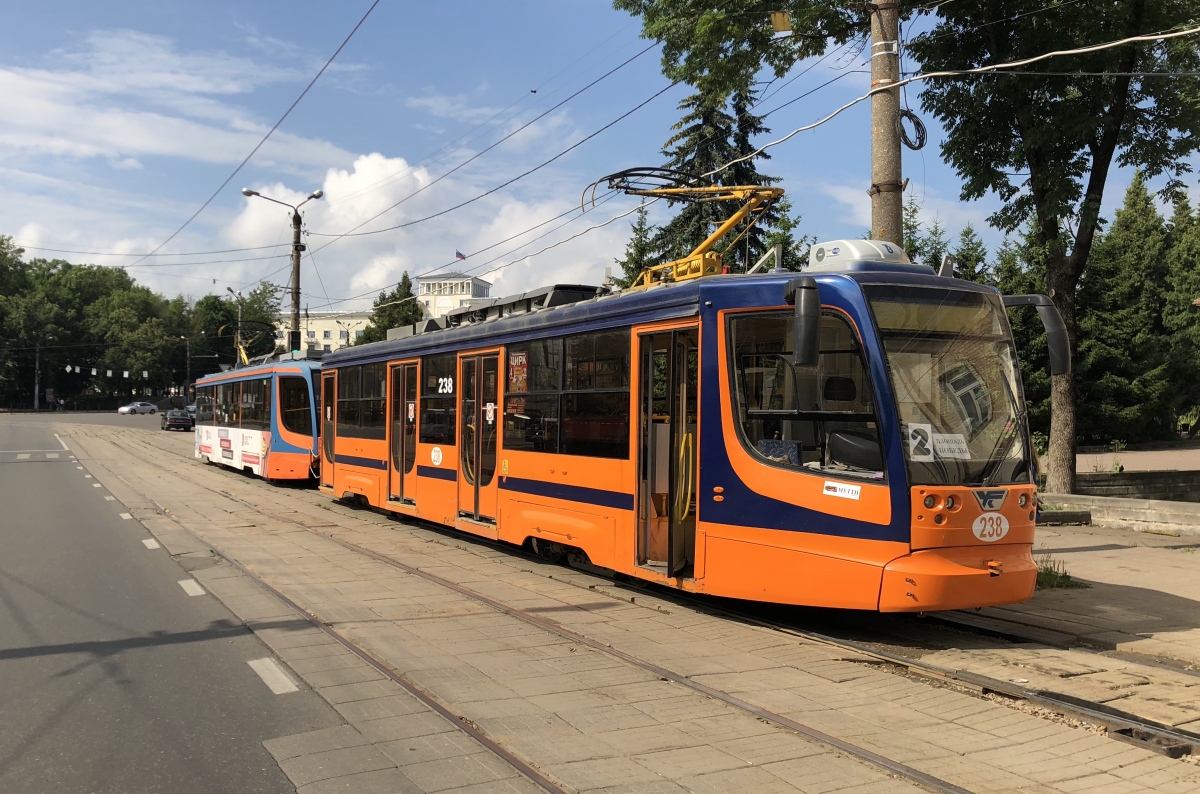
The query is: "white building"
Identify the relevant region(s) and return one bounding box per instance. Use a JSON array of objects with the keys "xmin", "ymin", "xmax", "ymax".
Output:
[
  {"xmin": 416, "ymin": 273, "xmax": 492, "ymax": 320},
  {"xmin": 274, "ymin": 310, "xmax": 373, "ymax": 353}
]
